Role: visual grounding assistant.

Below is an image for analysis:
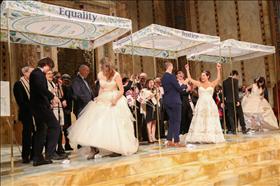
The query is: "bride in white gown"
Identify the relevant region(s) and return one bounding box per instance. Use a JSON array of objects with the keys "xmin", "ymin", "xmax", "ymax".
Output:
[
  {"xmin": 242, "ymin": 77, "xmax": 279, "ymax": 131},
  {"xmin": 68, "ymin": 57, "xmax": 139, "ymax": 157},
  {"xmin": 185, "ymin": 63, "xmax": 225, "ymax": 144}
]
